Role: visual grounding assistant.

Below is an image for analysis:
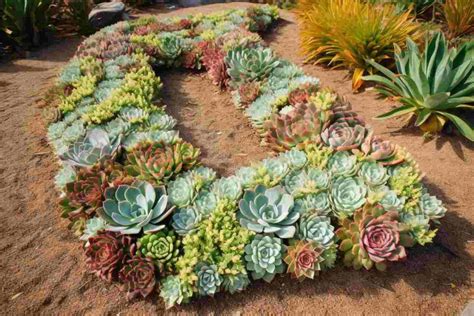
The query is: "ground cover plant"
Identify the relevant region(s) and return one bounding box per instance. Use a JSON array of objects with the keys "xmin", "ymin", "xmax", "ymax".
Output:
[{"xmin": 44, "ymin": 5, "xmax": 448, "ymax": 309}]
